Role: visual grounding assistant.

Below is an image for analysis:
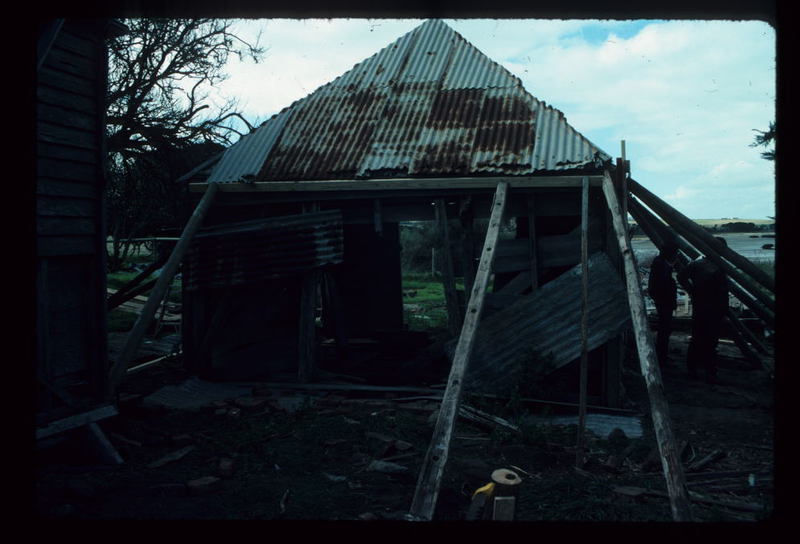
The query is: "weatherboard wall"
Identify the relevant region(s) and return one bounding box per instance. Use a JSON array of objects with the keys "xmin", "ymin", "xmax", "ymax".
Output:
[{"xmin": 36, "ymin": 19, "xmax": 115, "ymax": 416}]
